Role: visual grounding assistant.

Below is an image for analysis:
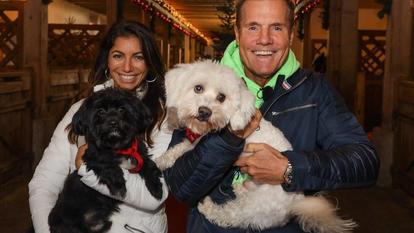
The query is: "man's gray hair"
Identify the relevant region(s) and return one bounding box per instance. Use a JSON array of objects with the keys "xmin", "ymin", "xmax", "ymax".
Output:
[{"xmin": 235, "ymin": 0, "xmax": 295, "ymax": 32}]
